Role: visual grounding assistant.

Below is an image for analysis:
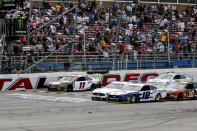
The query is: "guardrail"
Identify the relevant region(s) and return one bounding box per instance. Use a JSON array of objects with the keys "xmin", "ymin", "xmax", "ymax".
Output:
[
  {"xmin": 1, "ymin": 52, "xmax": 196, "ymax": 64},
  {"xmin": 0, "ymin": 52, "xmax": 197, "ymax": 73},
  {"xmin": 139, "ymin": 0, "xmax": 197, "ymax": 5}
]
